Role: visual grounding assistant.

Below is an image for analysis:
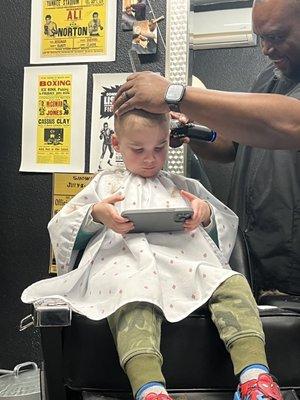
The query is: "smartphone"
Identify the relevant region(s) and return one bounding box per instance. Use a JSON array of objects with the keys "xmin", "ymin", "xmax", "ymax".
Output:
[{"xmin": 121, "ymin": 207, "xmax": 194, "ymax": 233}]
